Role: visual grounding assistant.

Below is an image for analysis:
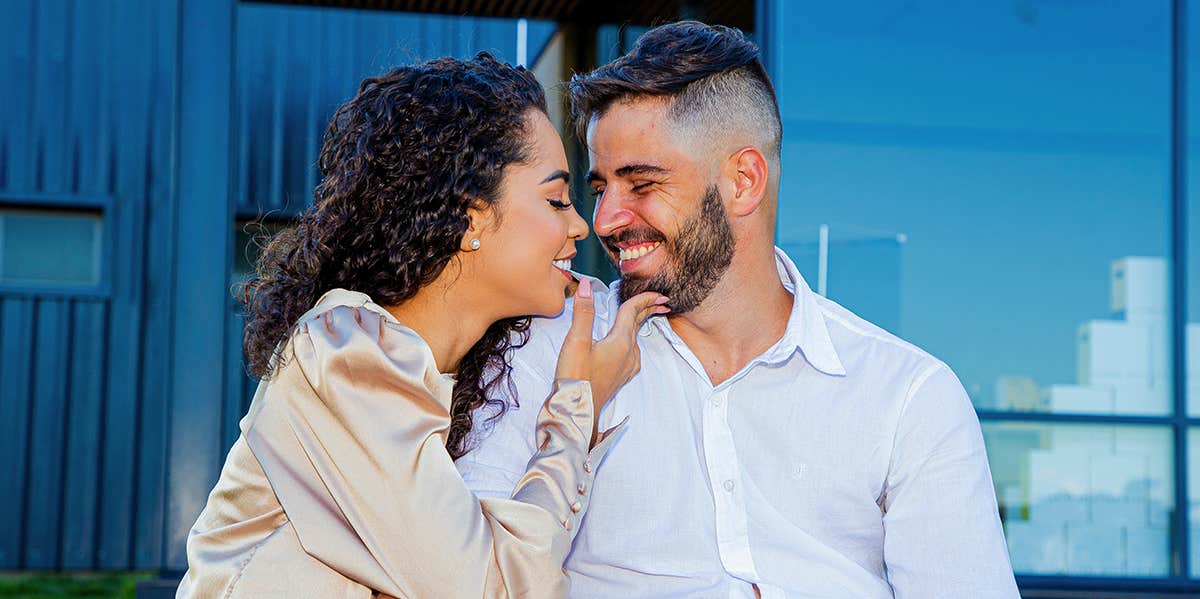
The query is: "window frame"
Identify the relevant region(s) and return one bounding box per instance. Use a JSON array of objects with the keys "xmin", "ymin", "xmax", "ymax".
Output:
[{"xmin": 0, "ymin": 193, "xmax": 113, "ymax": 299}]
